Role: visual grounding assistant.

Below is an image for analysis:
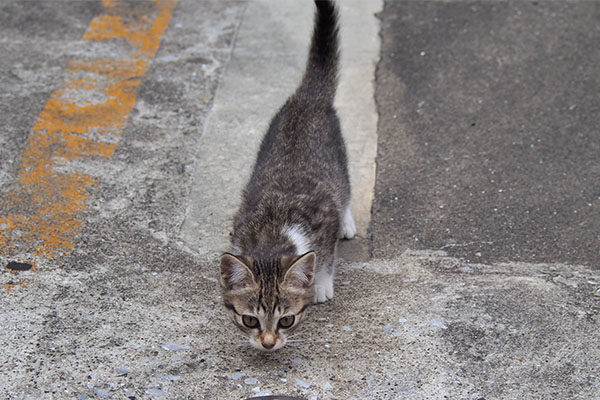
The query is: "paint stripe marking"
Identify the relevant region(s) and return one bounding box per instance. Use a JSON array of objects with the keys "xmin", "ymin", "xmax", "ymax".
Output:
[{"xmin": 0, "ymin": 0, "xmax": 177, "ymax": 277}]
